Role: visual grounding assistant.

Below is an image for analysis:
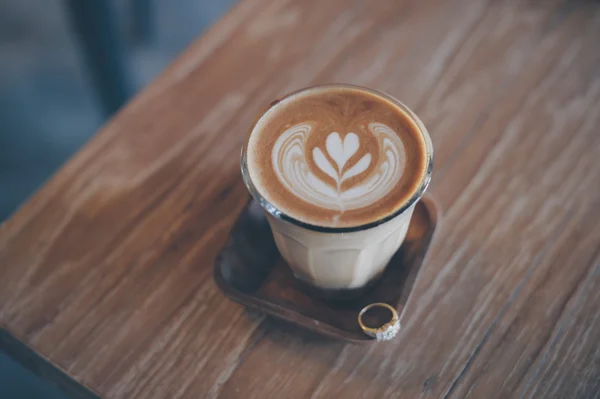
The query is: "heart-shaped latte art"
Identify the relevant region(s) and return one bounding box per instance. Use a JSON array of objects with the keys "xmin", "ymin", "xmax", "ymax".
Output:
[
  {"xmin": 271, "ymin": 122, "xmax": 406, "ymax": 213},
  {"xmin": 313, "ymin": 132, "xmax": 372, "ymax": 189},
  {"xmin": 327, "ymin": 132, "xmax": 359, "ymax": 171}
]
